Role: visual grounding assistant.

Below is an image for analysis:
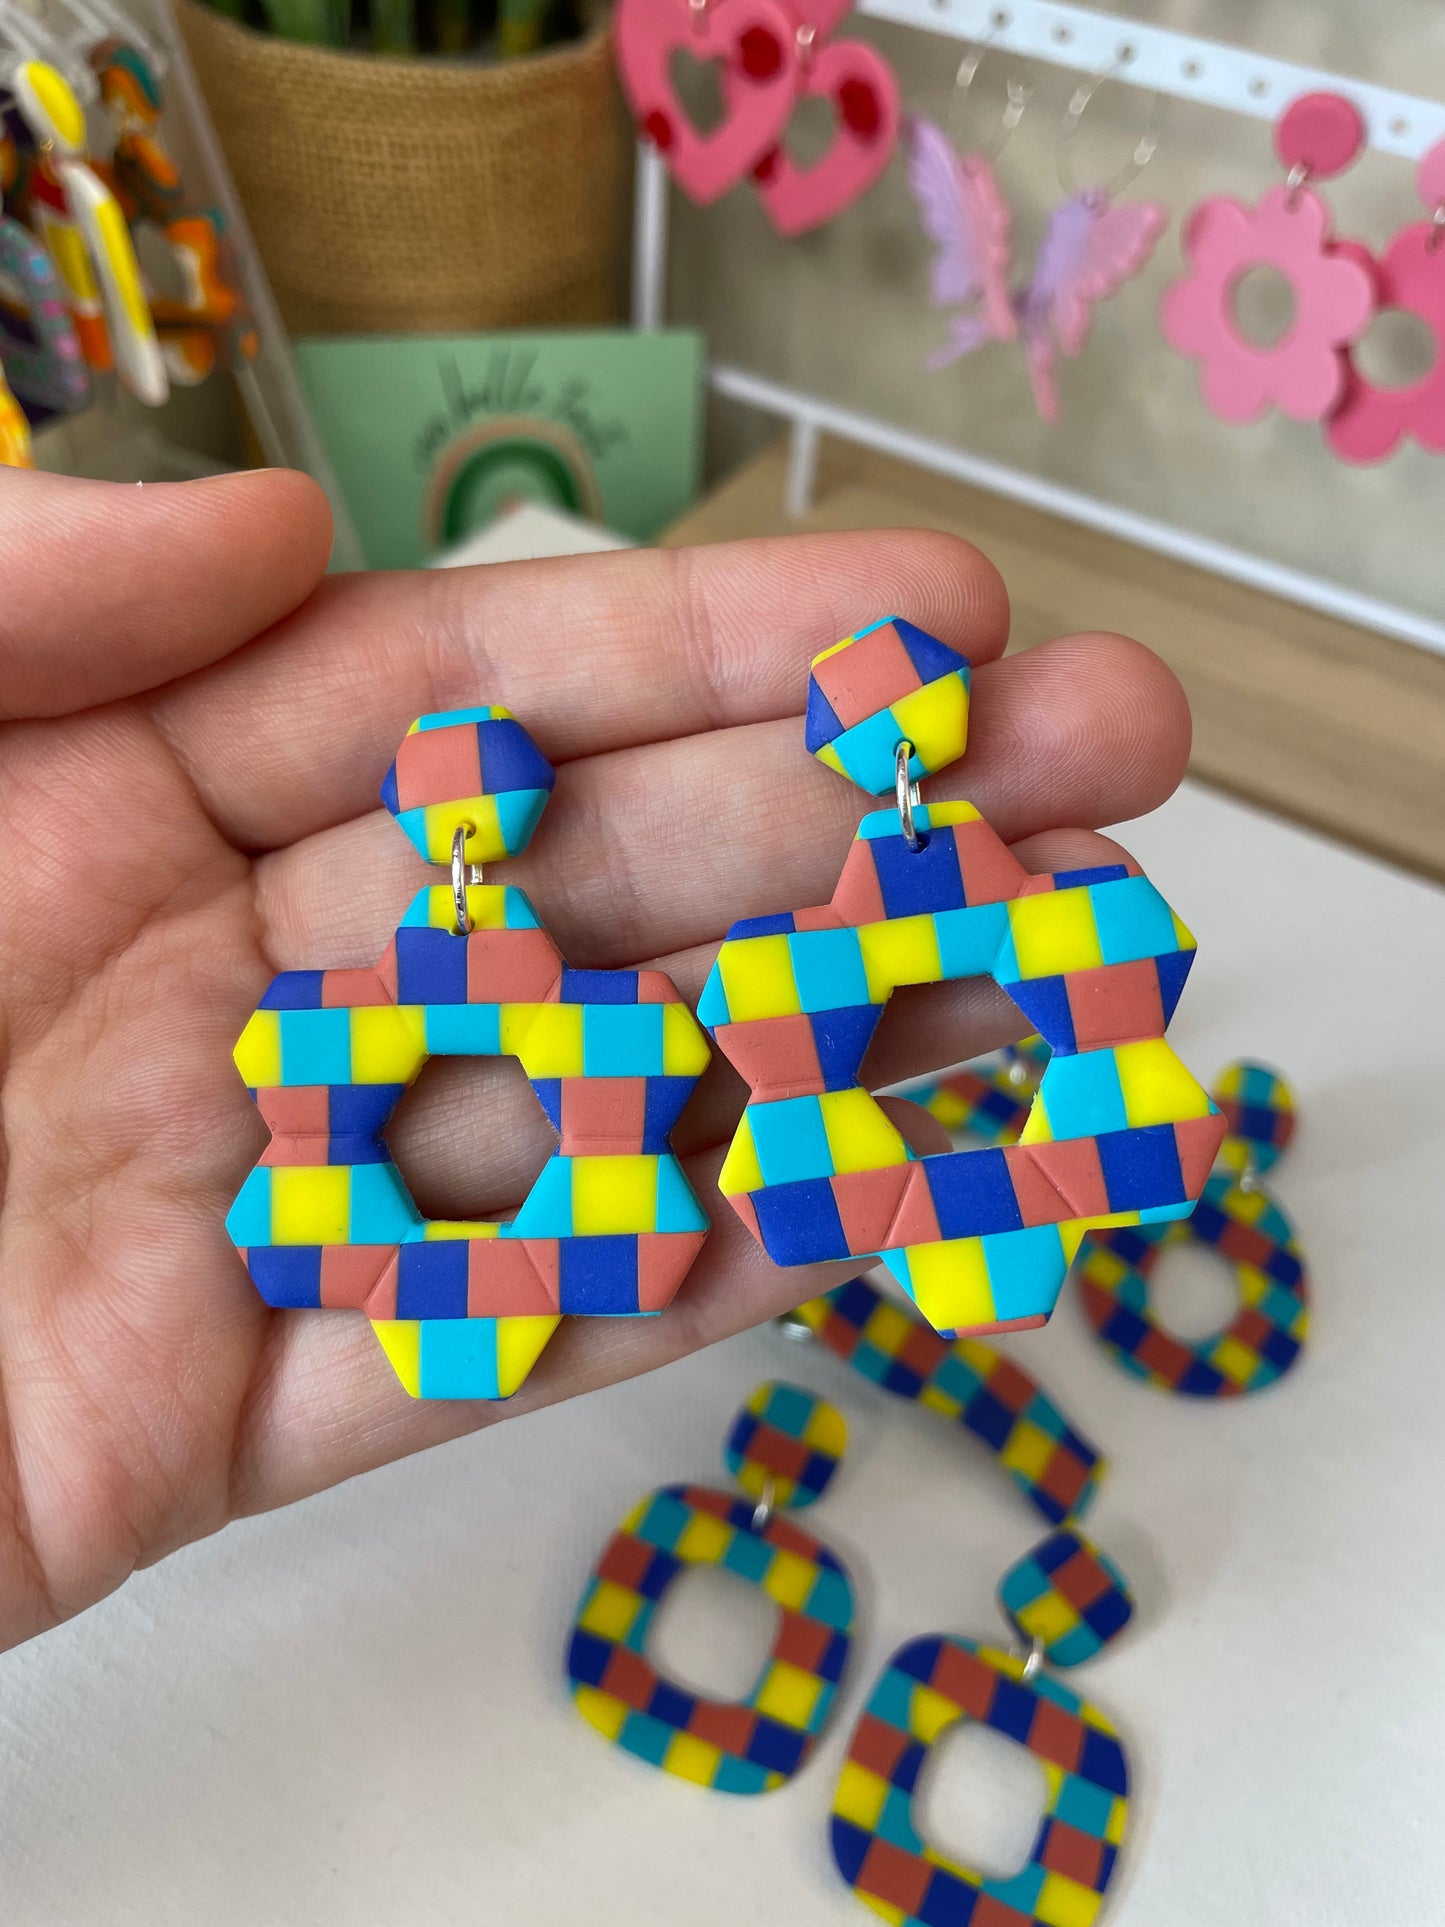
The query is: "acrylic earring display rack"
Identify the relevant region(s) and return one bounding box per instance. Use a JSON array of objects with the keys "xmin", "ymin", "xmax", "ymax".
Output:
[
  {"xmin": 632, "ymin": 0, "xmax": 1445, "ymax": 660},
  {"xmin": 0, "ymin": 0, "xmax": 361, "ymax": 563}
]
